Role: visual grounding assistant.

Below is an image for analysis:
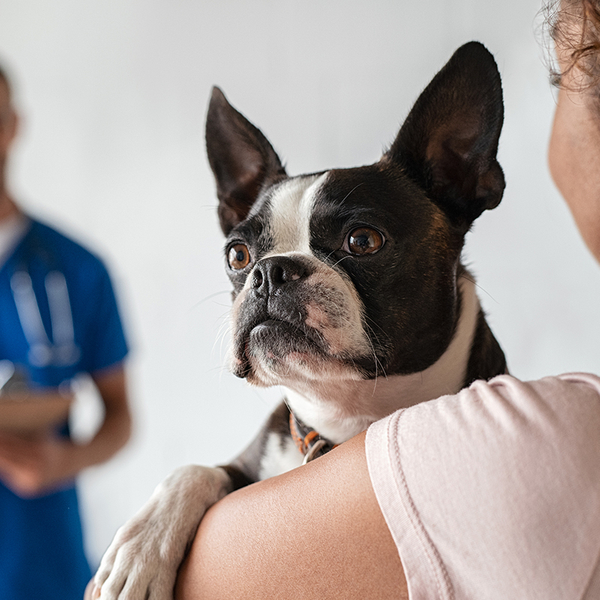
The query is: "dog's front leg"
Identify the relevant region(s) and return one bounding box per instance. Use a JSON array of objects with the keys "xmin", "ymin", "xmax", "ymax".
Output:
[
  {"xmin": 90, "ymin": 402, "xmax": 294, "ymax": 599},
  {"xmin": 91, "ymin": 465, "xmax": 231, "ymax": 600}
]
